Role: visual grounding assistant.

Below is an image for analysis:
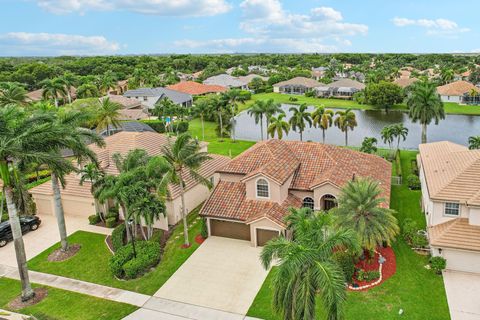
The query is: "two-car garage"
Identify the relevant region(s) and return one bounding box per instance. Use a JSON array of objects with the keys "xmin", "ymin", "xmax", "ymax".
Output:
[{"xmin": 208, "ymin": 218, "xmax": 281, "ymax": 247}]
